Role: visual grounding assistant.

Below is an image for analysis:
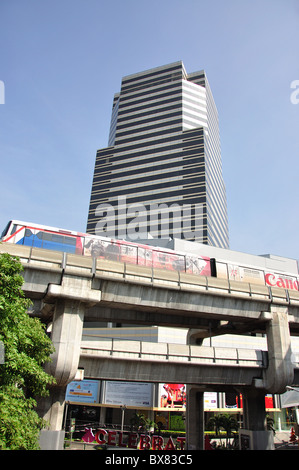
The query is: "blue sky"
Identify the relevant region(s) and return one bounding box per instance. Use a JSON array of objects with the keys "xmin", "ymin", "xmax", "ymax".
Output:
[{"xmin": 0, "ymin": 0, "xmax": 298, "ymax": 260}]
